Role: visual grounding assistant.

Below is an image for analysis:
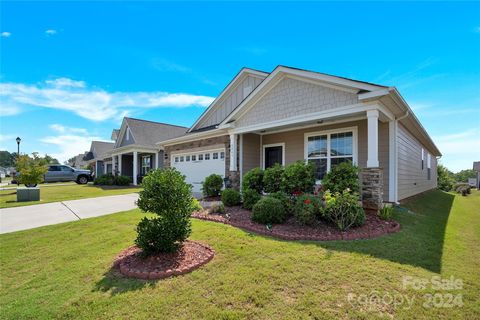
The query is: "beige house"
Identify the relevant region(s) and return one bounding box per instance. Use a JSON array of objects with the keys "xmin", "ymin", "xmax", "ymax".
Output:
[{"xmin": 158, "ymin": 66, "xmax": 441, "ymax": 204}]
